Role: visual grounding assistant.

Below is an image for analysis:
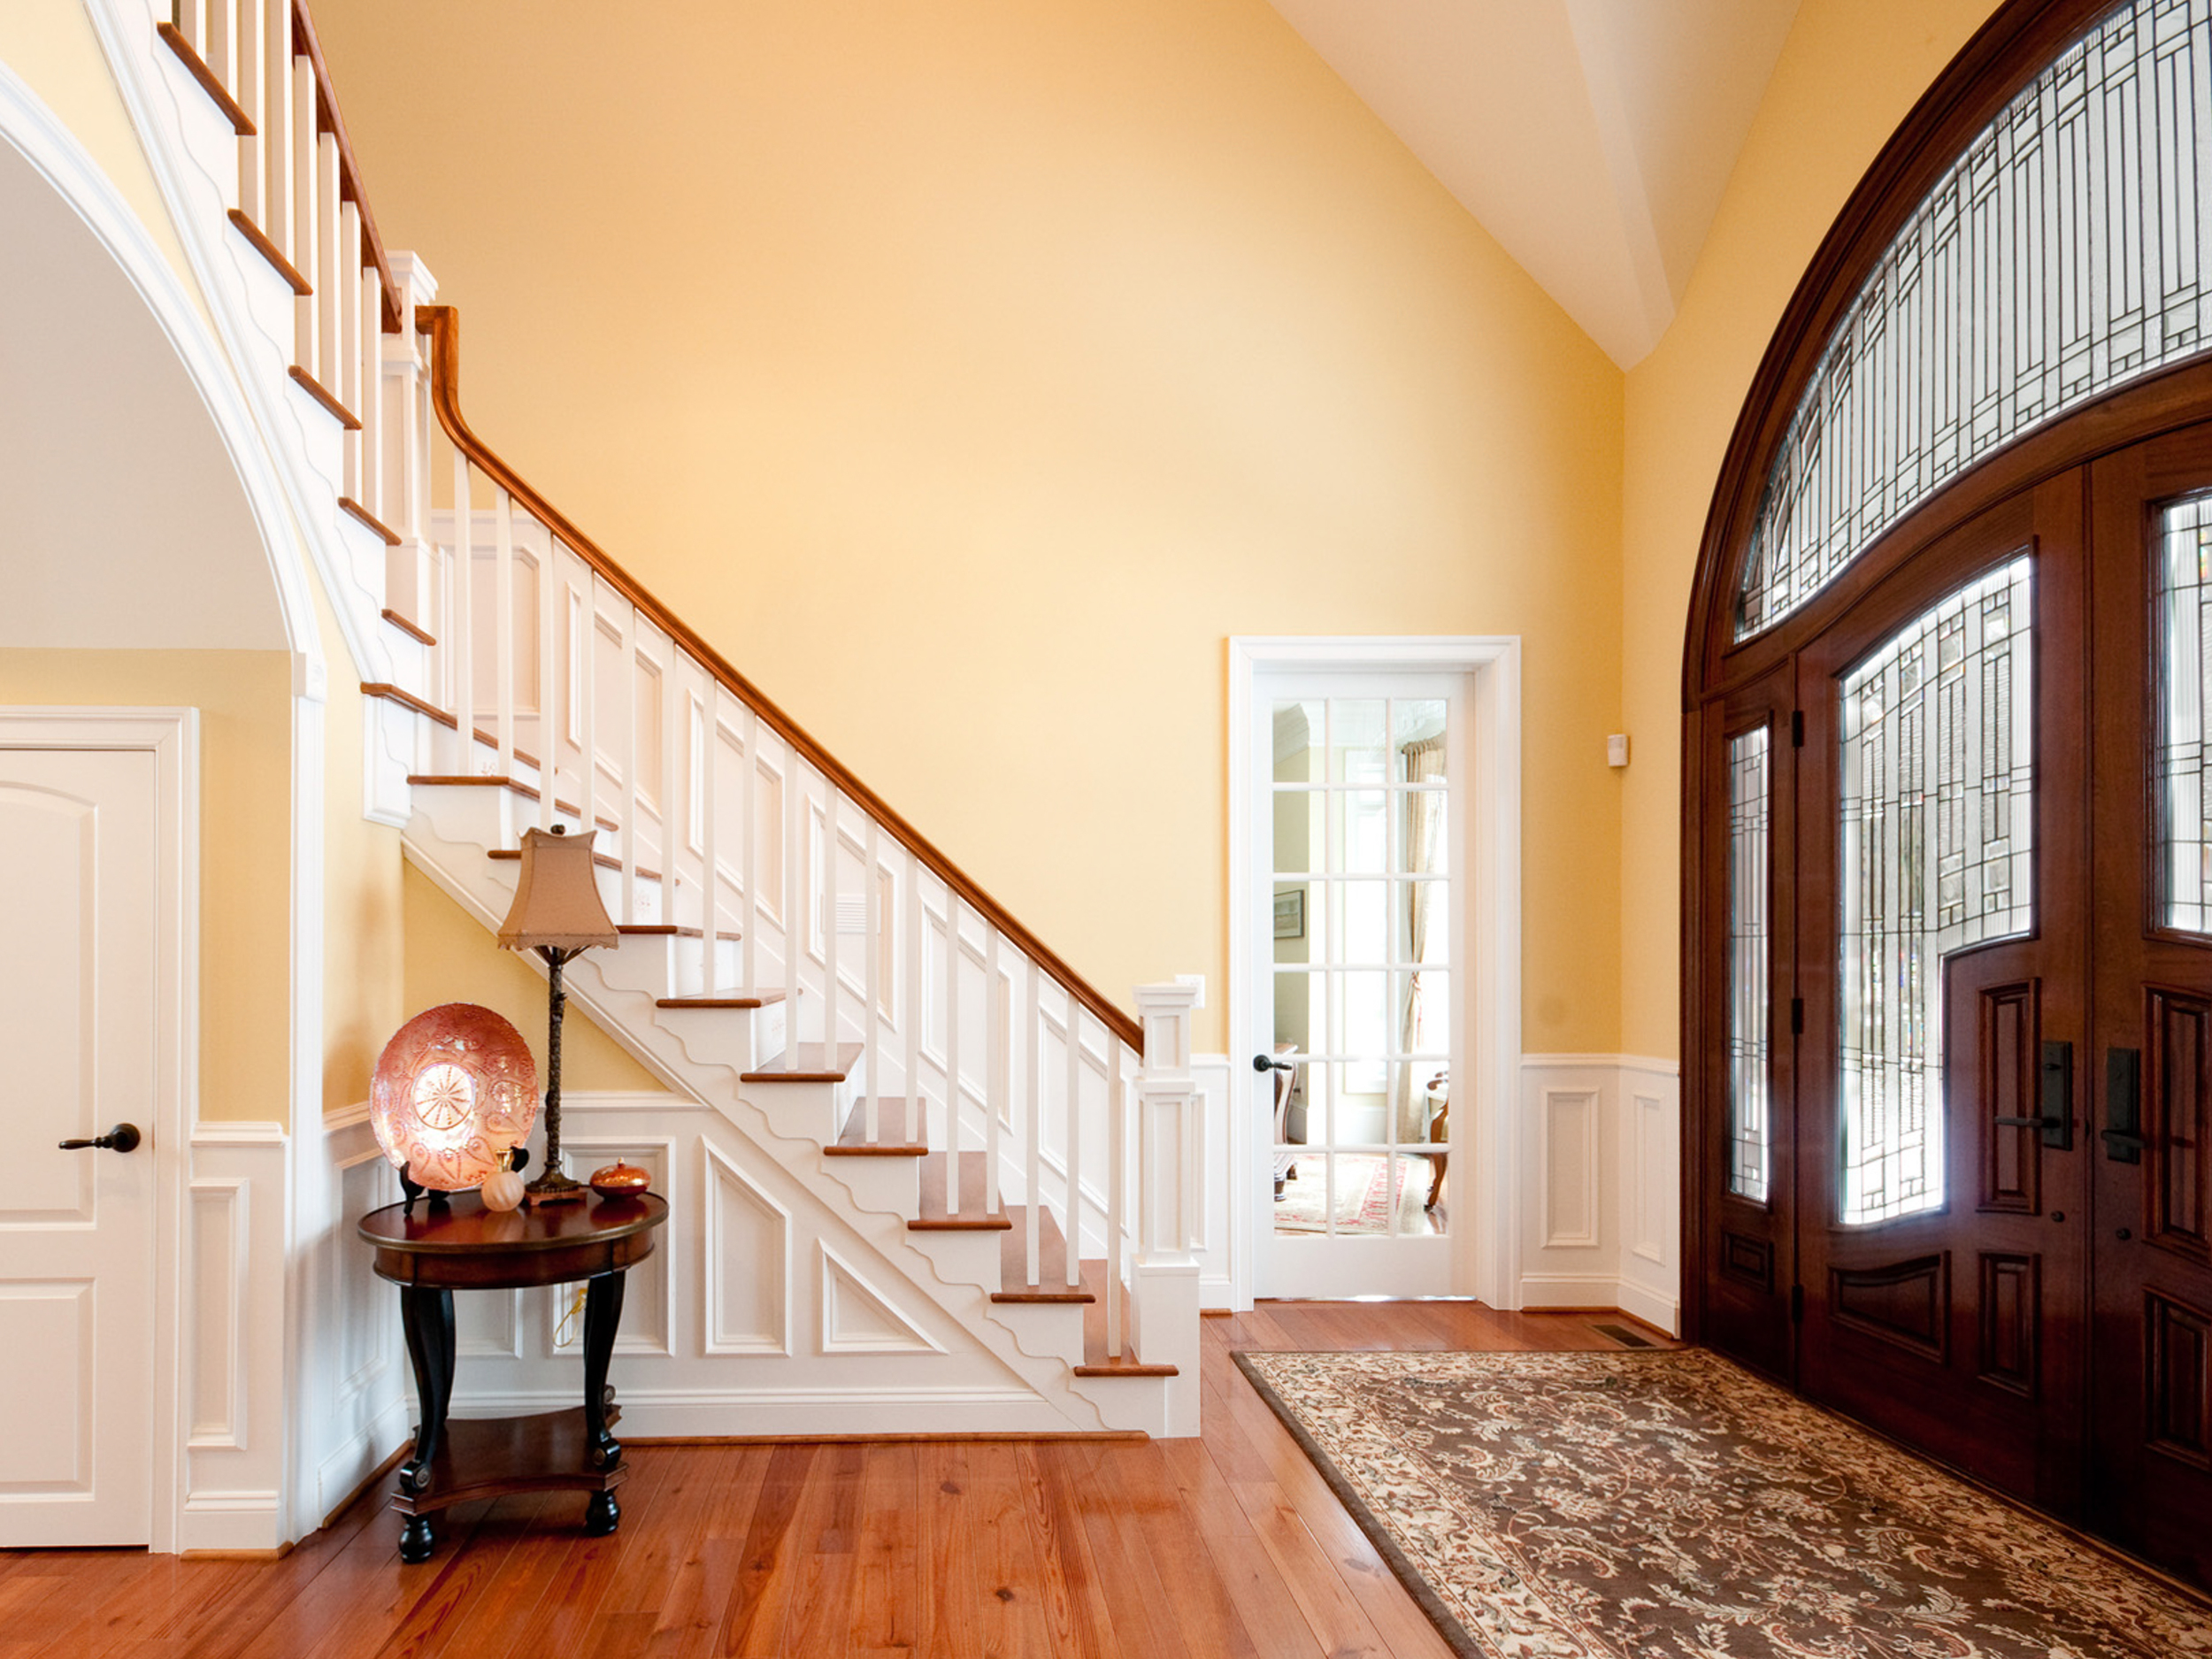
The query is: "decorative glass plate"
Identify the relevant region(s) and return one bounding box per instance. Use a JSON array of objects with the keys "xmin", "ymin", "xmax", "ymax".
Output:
[{"xmin": 369, "ymin": 1003, "xmax": 539, "ymax": 1190}]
